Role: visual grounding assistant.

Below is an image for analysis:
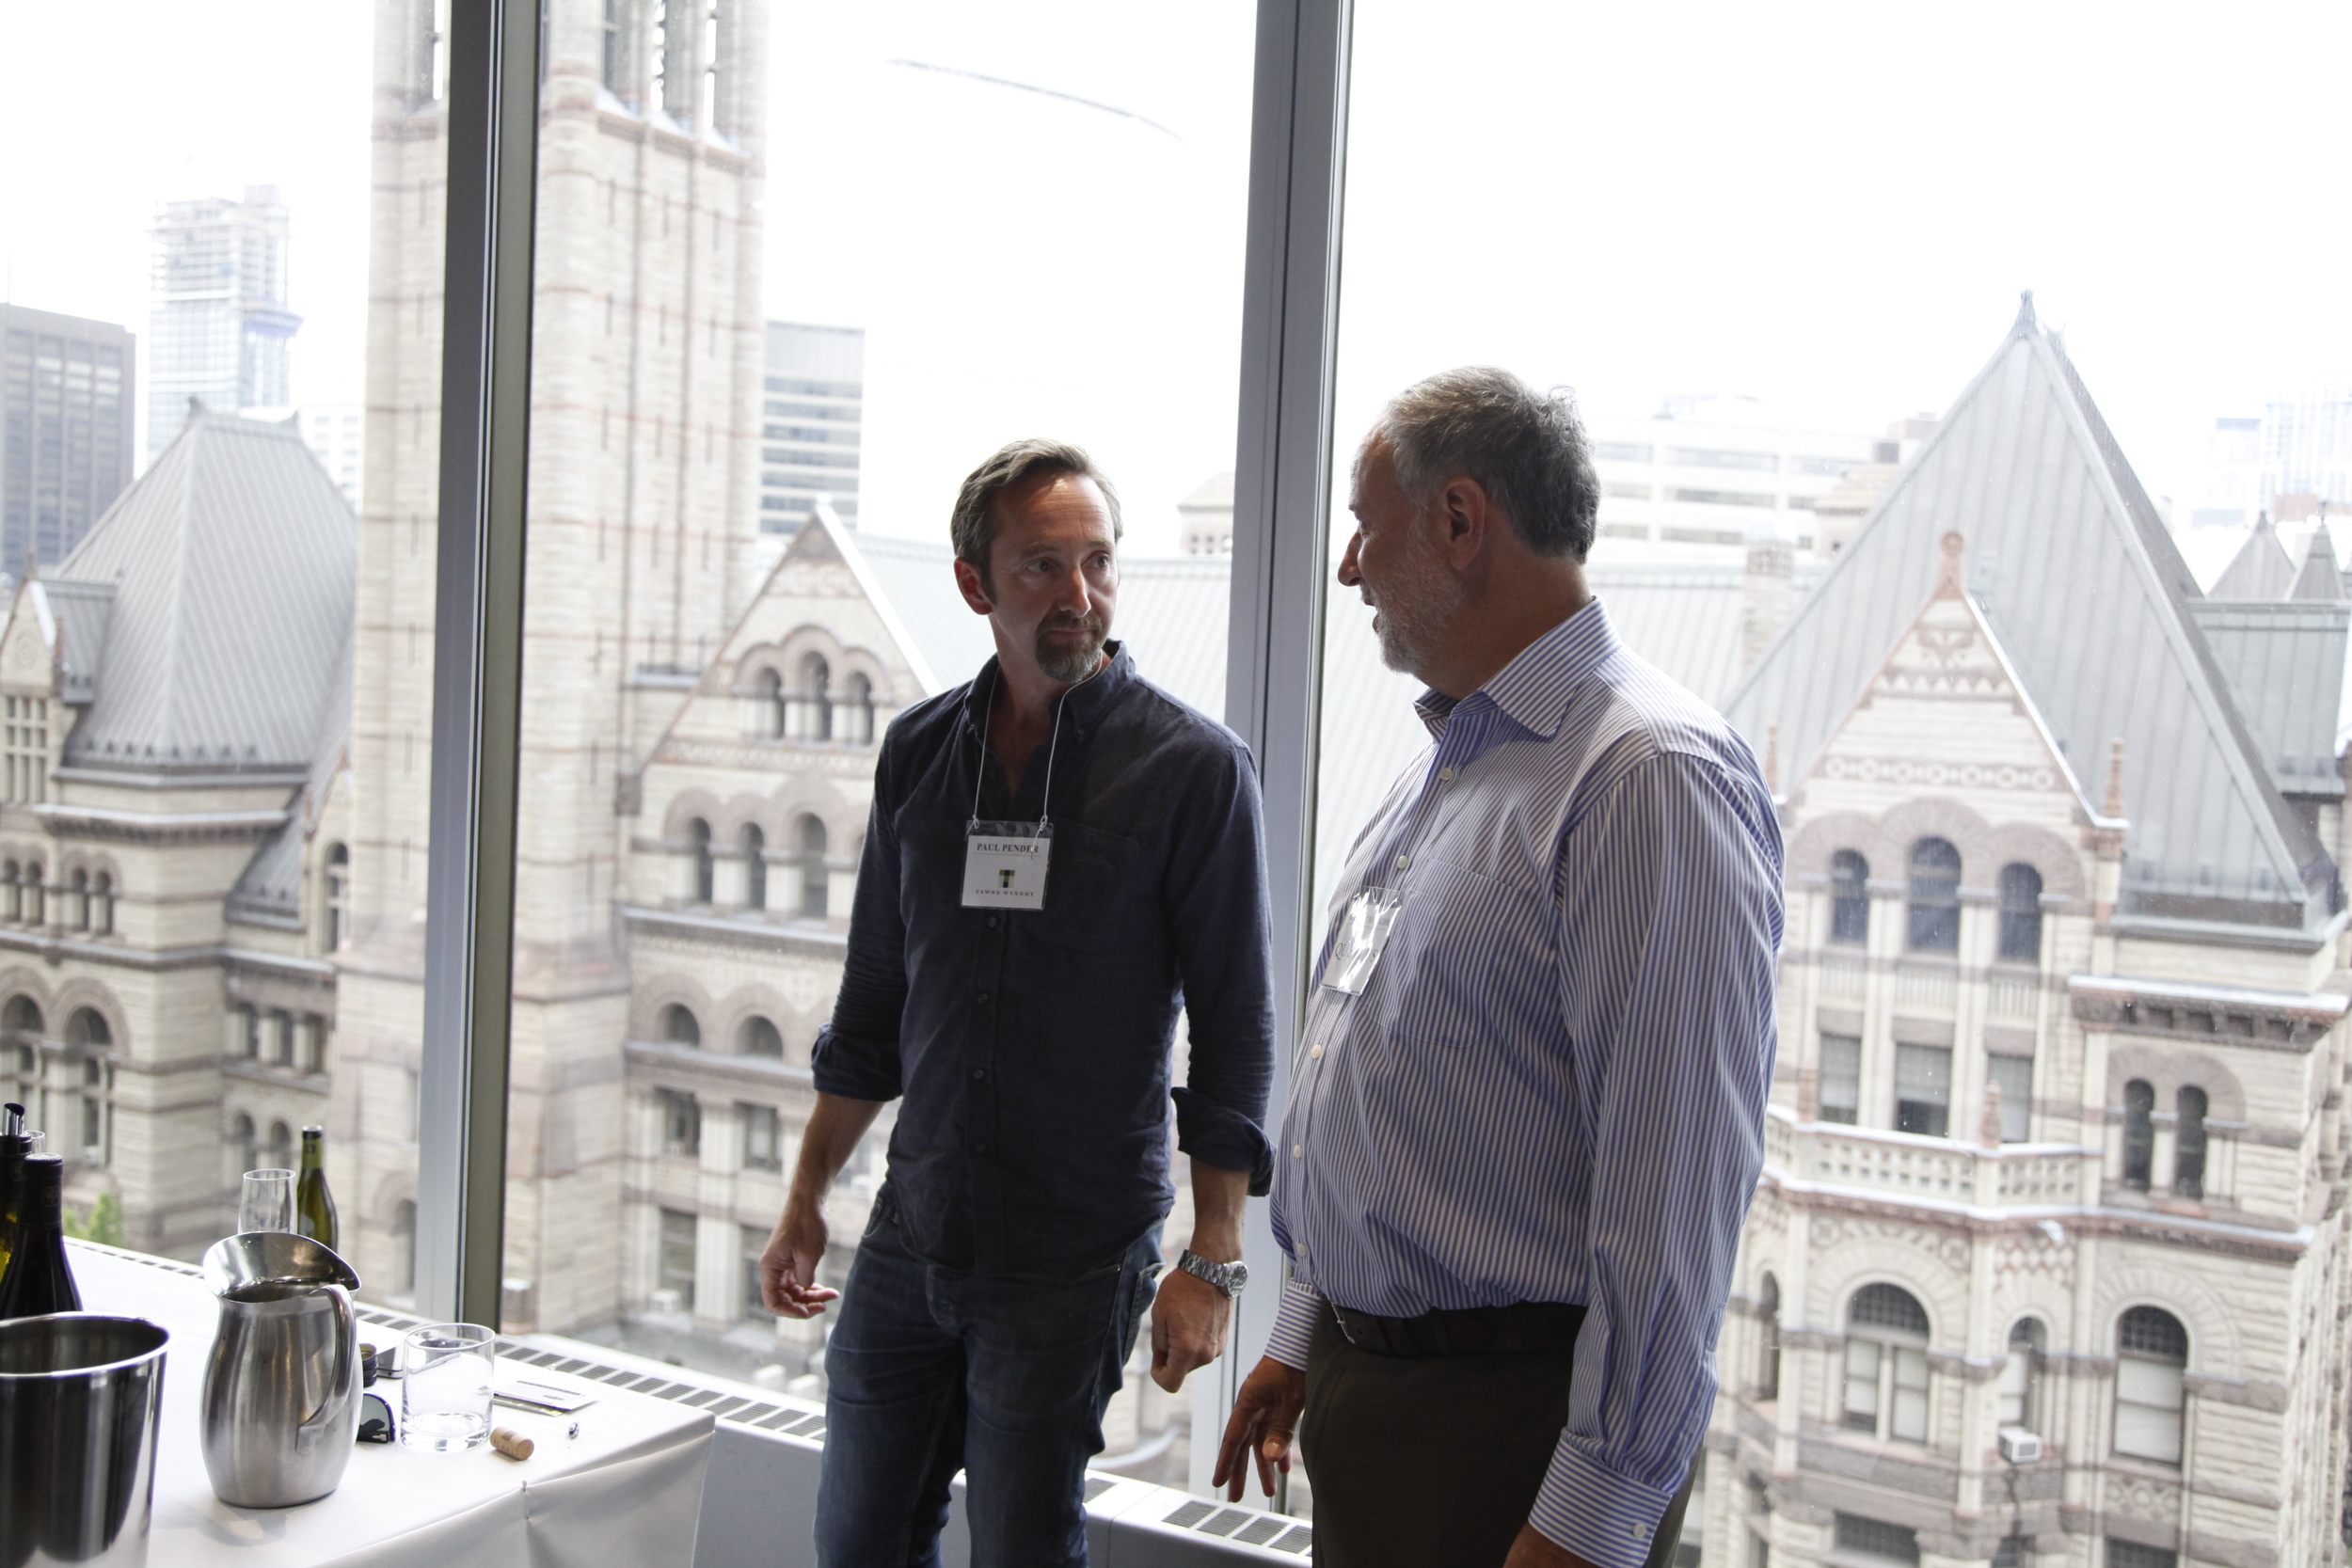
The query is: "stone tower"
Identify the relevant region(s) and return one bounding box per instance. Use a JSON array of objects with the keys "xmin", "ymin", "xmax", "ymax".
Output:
[{"xmin": 338, "ymin": 0, "xmax": 768, "ymax": 1330}]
